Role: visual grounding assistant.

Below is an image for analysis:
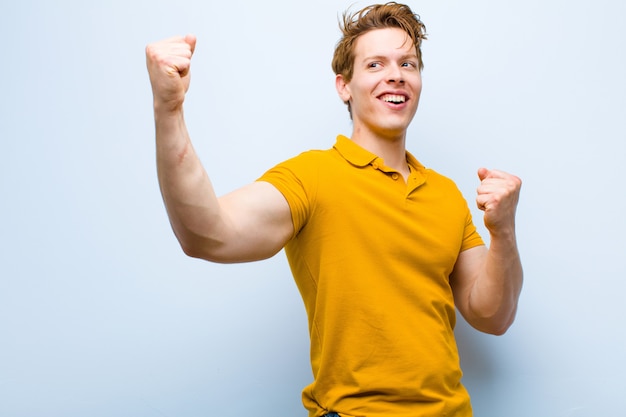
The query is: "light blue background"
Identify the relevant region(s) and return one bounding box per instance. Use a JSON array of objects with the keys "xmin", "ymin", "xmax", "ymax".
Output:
[{"xmin": 1, "ymin": 1, "xmax": 625, "ymax": 416}]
